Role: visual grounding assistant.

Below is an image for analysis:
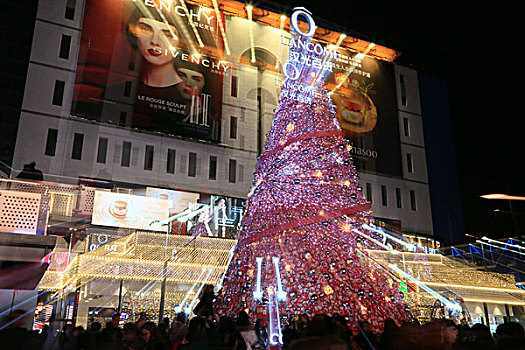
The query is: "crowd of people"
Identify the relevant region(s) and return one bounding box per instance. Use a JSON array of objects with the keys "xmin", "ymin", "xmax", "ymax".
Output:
[{"xmin": 2, "ymin": 308, "xmax": 525, "ymax": 350}]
